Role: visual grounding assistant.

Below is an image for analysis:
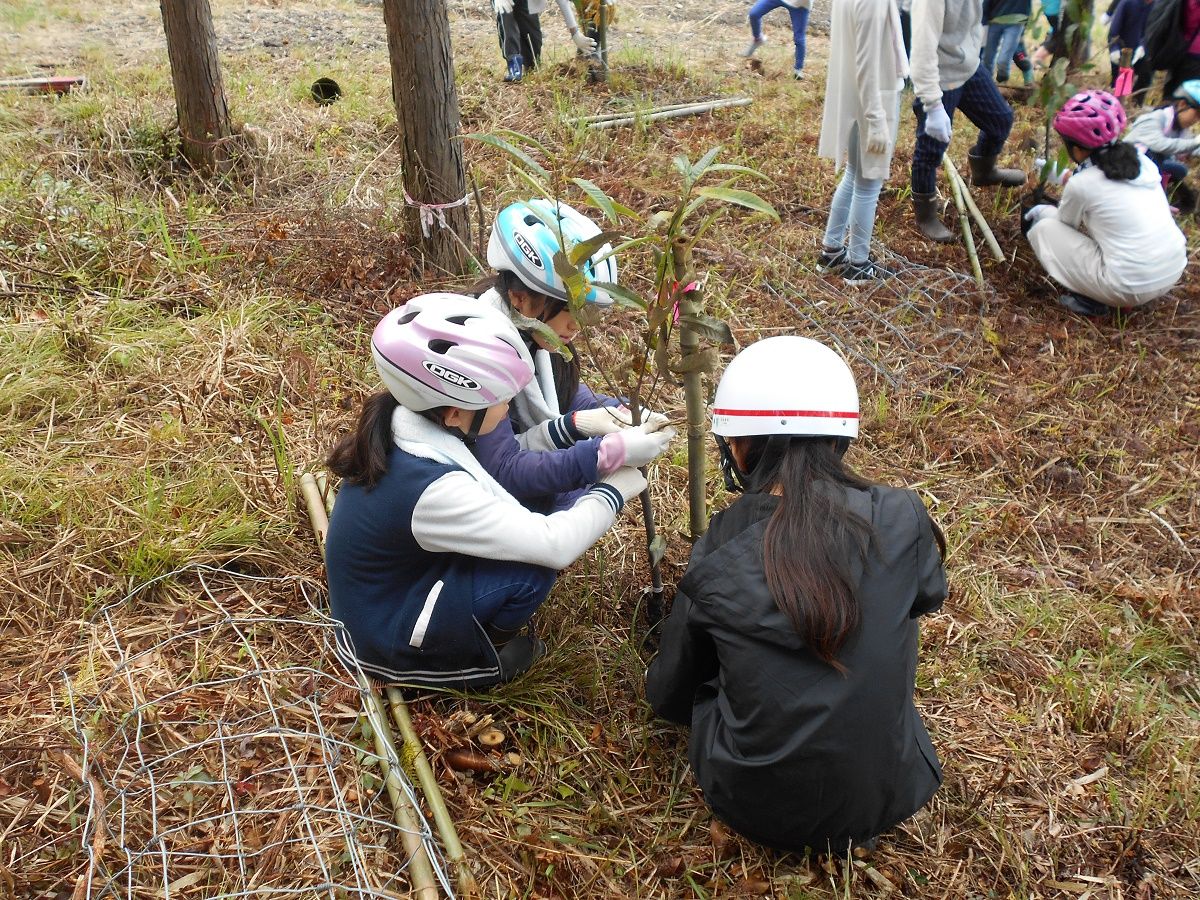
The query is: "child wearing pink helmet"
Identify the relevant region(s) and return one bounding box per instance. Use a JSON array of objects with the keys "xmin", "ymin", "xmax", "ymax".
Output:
[
  {"xmin": 324, "ymin": 294, "xmax": 648, "ymax": 687},
  {"xmin": 1024, "ymin": 90, "xmax": 1187, "ymax": 317}
]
